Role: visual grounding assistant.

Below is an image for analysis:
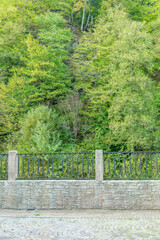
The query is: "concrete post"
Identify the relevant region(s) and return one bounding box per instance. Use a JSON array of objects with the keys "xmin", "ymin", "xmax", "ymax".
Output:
[
  {"xmin": 95, "ymin": 150, "xmax": 103, "ymax": 181},
  {"xmin": 8, "ymin": 151, "xmax": 18, "ymax": 181}
]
